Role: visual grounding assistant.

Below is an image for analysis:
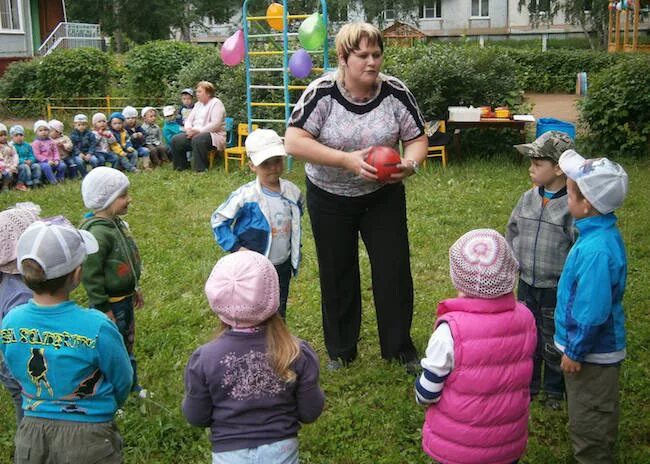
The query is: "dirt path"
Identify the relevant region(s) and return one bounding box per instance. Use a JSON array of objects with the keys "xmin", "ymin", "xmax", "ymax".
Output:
[{"xmin": 525, "ymin": 92, "xmax": 582, "ymax": 123}]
